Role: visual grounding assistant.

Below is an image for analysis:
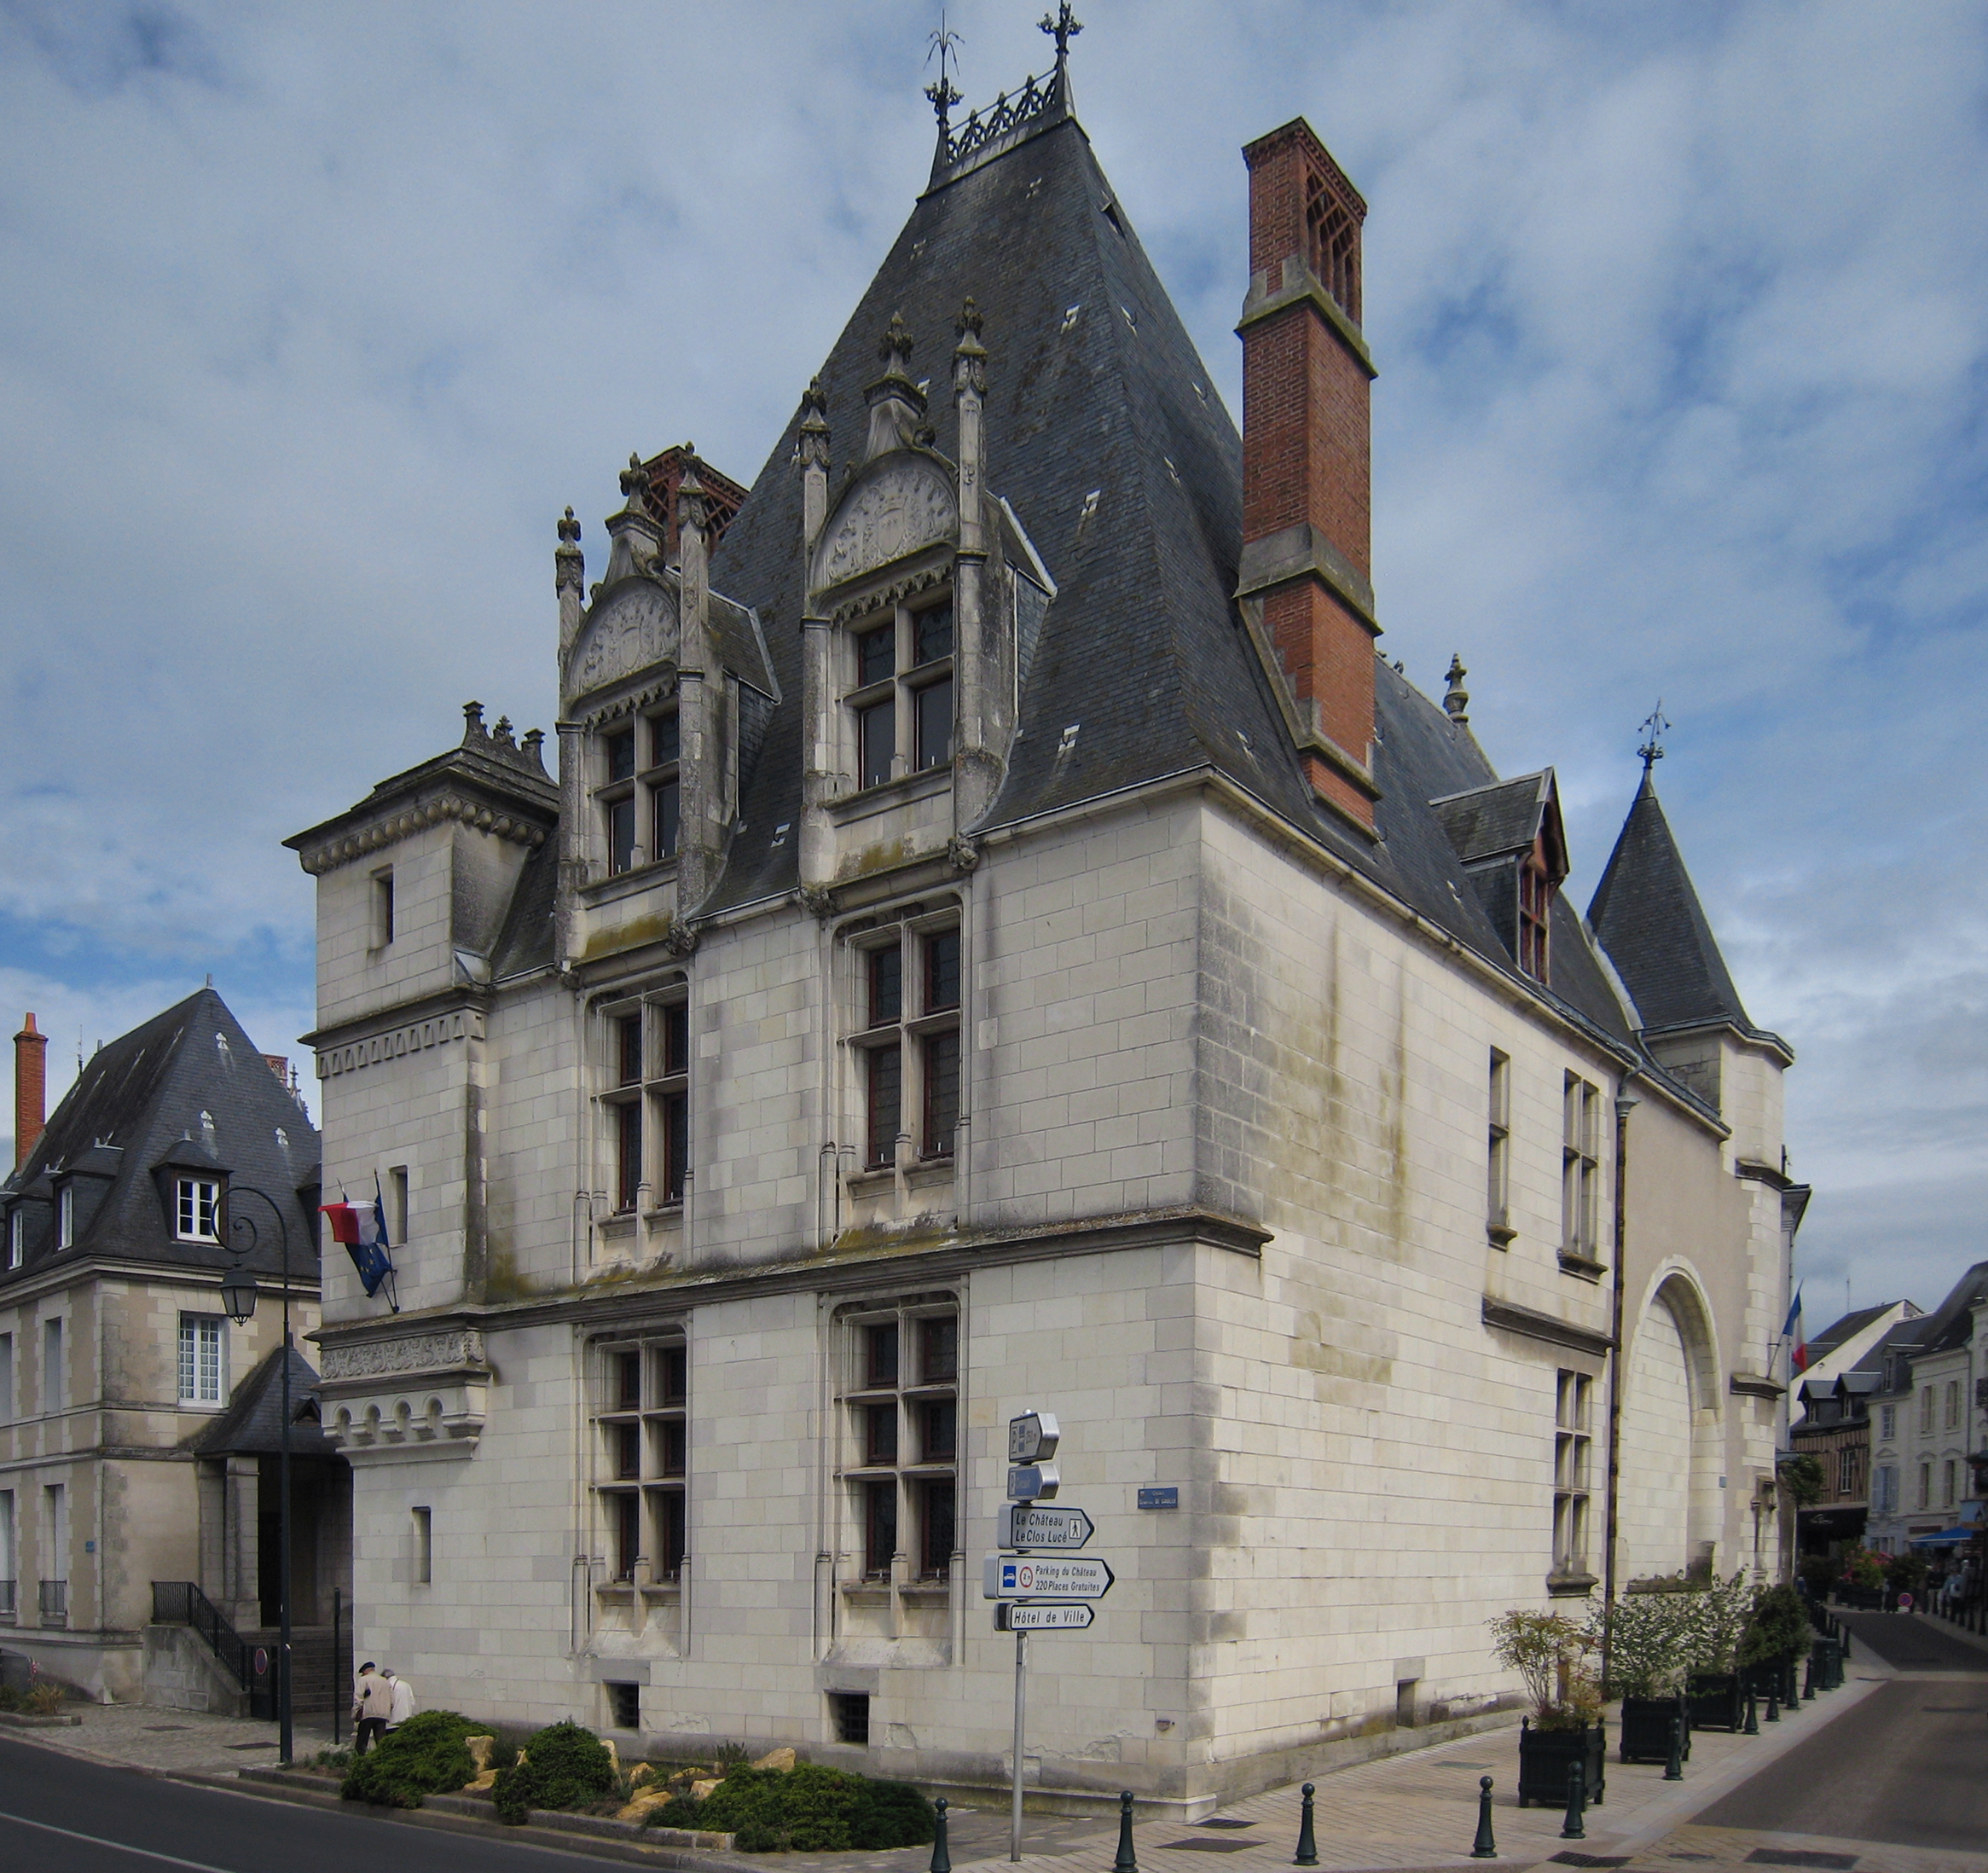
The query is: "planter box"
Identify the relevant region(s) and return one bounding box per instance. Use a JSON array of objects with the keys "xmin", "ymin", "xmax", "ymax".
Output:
[
  {"xmin": 1685, "ymin": 1672, "xmax": 1745, "ymax": 1731},
  {"xmin": 1516, "ymin": 1719, "xmax": 1606, "ymax": 1809},
  {"xmin": 1618, "ymin": 1696, "xmax": 1690, "ymax": 1764}
]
